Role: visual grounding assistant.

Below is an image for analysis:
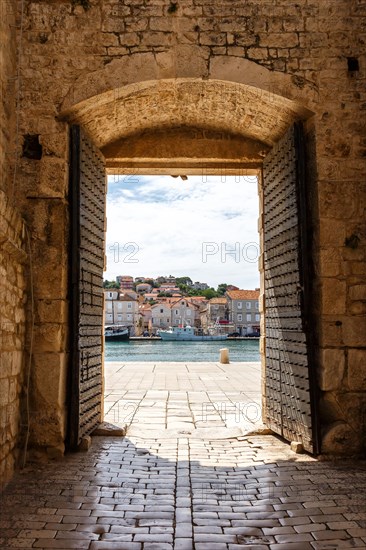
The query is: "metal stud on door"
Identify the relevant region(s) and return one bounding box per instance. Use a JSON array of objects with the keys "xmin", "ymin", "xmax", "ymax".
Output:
[
  {"xmin": 68, "ymin": 125, "xmax": 106, "ymax": 450},
  {"xmin": 263, "ymin": 123, "xmax": 318, "ymax": 454}
]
